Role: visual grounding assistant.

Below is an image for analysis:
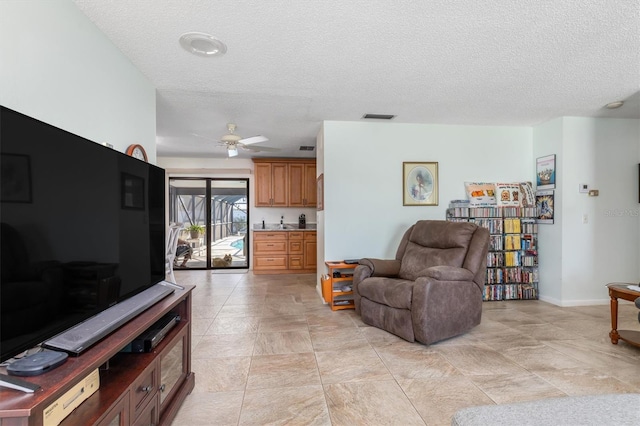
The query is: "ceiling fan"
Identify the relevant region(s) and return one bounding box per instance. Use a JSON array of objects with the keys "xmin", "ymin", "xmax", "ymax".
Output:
[{"xmin": 218, "ymin": 123, "xmax": 277, "ymax": 157}]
